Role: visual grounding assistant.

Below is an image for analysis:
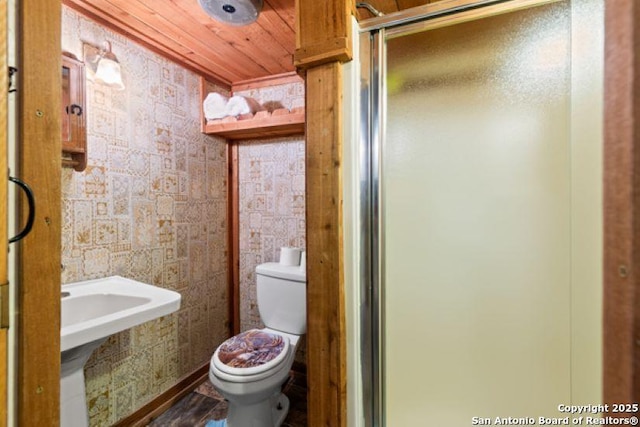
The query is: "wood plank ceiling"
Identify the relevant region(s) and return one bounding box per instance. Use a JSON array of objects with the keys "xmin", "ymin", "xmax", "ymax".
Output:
[
  {"xmin": 61, "ymin": 0, "xmax": 437, "ymax": 88},
  {"xmin": 62, "ymin": 0, "xmax": 297, "ymax": 88}
]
